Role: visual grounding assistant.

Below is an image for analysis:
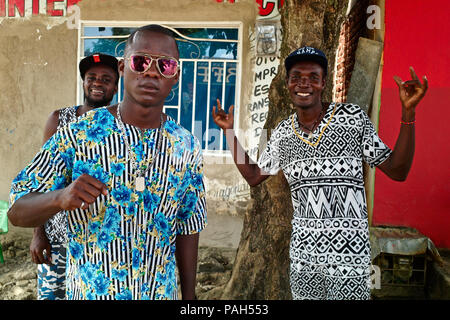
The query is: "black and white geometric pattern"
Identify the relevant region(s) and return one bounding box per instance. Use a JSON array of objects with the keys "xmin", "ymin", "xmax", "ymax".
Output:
[
  {"xmin": 258, "ymin": 103, "xmax": 392, "ymax": 300},
  {"xmin": 290, "ymin": 263, "xmax": 371, "ymax": 300},
  {"xmin": 43, "ymin": 105, "xmax": 80, "ymax": 244}
]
